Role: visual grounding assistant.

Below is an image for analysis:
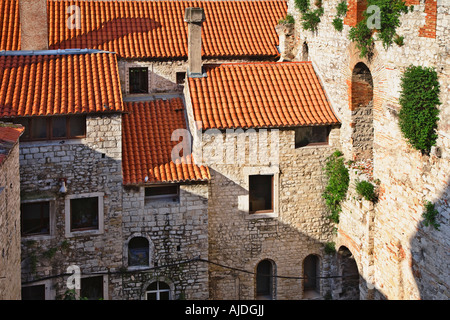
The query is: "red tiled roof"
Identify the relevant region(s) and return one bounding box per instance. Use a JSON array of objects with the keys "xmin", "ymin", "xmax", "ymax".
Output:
[
  {"xmin": 188, "ymin": 62, "xmax": 340, "ymax": 129},
  {"xmin": 0, "ymin": 122, "xmax": 23, "ymax": 165},
  {"xmin": 122, "ymin": 98, "xmax": 210, "ymax": 185},
  {"xmin": 0, "ymin": 50, "xmax": 123, "ymax": 118},
  {"xmin": 0, "ymin": 0, "xmax": 20, "ymax": 51},
  {"xmin": 0, "ymin": 0, "xmax": 287, "ymax": 59}
]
